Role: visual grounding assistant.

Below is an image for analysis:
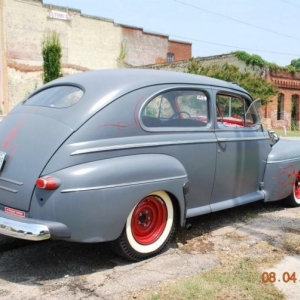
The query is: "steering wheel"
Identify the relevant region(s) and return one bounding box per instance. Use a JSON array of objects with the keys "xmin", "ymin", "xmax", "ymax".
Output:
[{"xmin": 172, "ymin": 111, "xmax": 191, "ymax": 119}]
